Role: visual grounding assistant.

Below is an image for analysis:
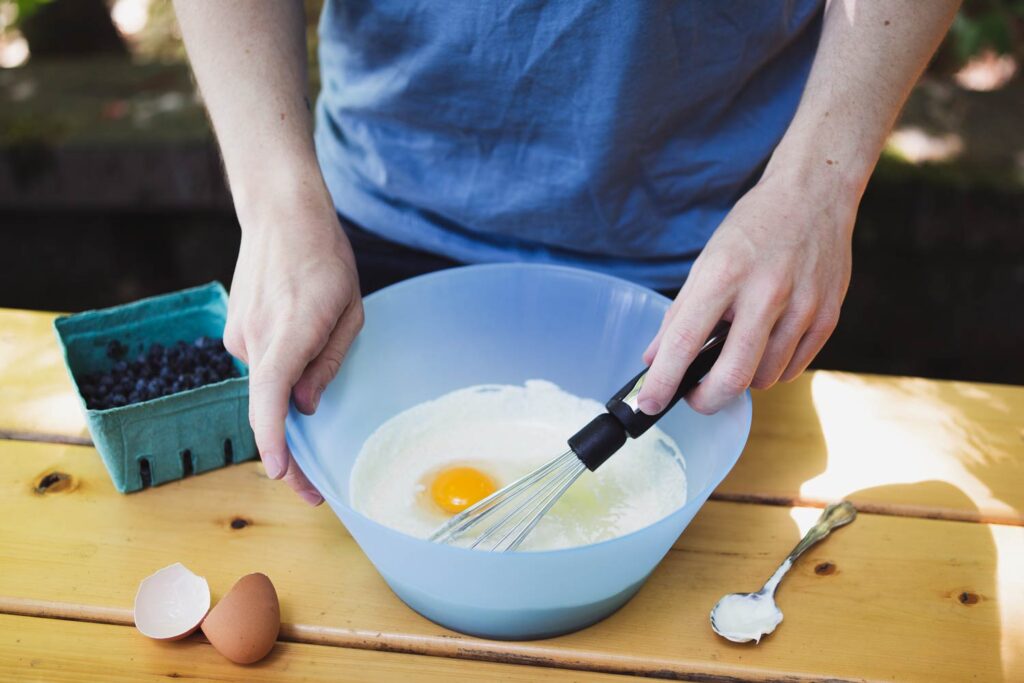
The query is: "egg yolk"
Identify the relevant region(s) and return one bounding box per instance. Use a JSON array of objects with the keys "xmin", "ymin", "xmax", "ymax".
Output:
[{"xmin": 430, "ymin": 466, "xmax": 497, "ymax": 514}]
